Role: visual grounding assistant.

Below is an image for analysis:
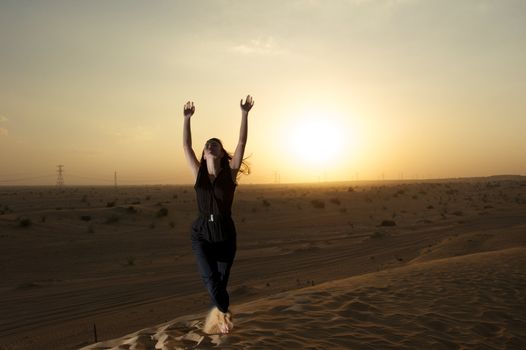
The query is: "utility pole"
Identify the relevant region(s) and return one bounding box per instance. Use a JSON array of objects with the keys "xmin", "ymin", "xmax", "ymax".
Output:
[
  {"xmin": 56, "ymin": 165, "xmax": 64, "ymax": 187},
  {"xmin": 114, "ymin": 171, "xmax": 117, "ymax": 189}
]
